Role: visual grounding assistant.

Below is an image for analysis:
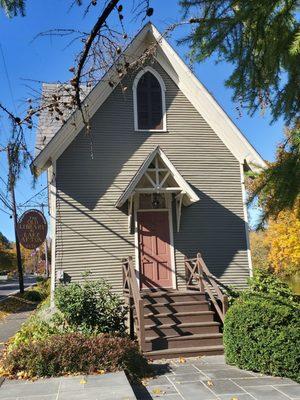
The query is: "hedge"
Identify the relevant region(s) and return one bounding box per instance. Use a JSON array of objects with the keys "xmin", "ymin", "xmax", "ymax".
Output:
[
  {"xmin": 224, "ymin": 293, "xmax": 300, "ymax": 382},
  {"xmin": 2, "ymin": 333, "xmax": 150, "ymax": 381}
]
